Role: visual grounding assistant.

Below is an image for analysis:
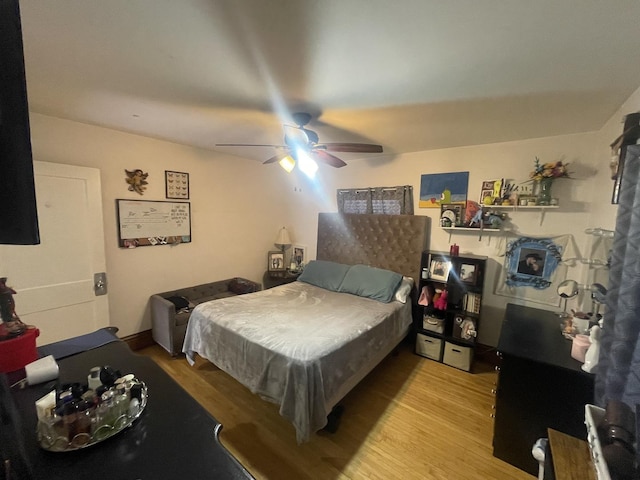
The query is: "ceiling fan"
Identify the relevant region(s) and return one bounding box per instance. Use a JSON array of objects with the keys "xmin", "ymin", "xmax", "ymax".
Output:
[{"xmin": 216, "ymin": 112, "xmax": 383, "ymax": 169}]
